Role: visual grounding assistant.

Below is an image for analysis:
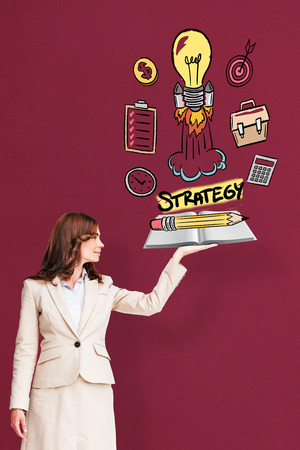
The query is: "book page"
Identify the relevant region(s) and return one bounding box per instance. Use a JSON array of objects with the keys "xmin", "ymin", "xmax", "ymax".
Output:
[{"xmin": 144, "ymin": 212, "xmax": 199, "ymax": 249}]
